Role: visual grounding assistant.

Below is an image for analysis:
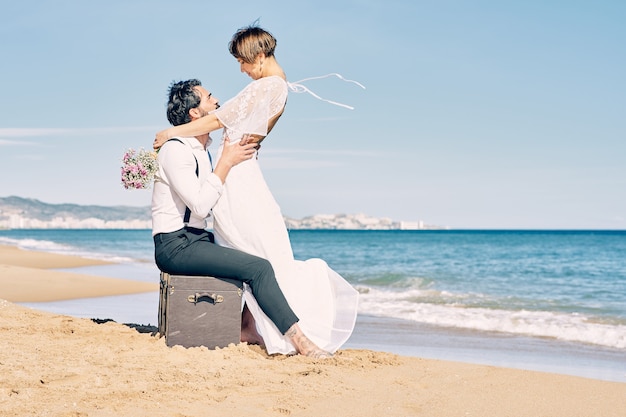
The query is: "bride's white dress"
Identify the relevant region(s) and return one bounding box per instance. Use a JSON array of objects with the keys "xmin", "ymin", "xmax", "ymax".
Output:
[{"xmin": 211, "ymin": 76, "xmax": 359, "ymax": 354}]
